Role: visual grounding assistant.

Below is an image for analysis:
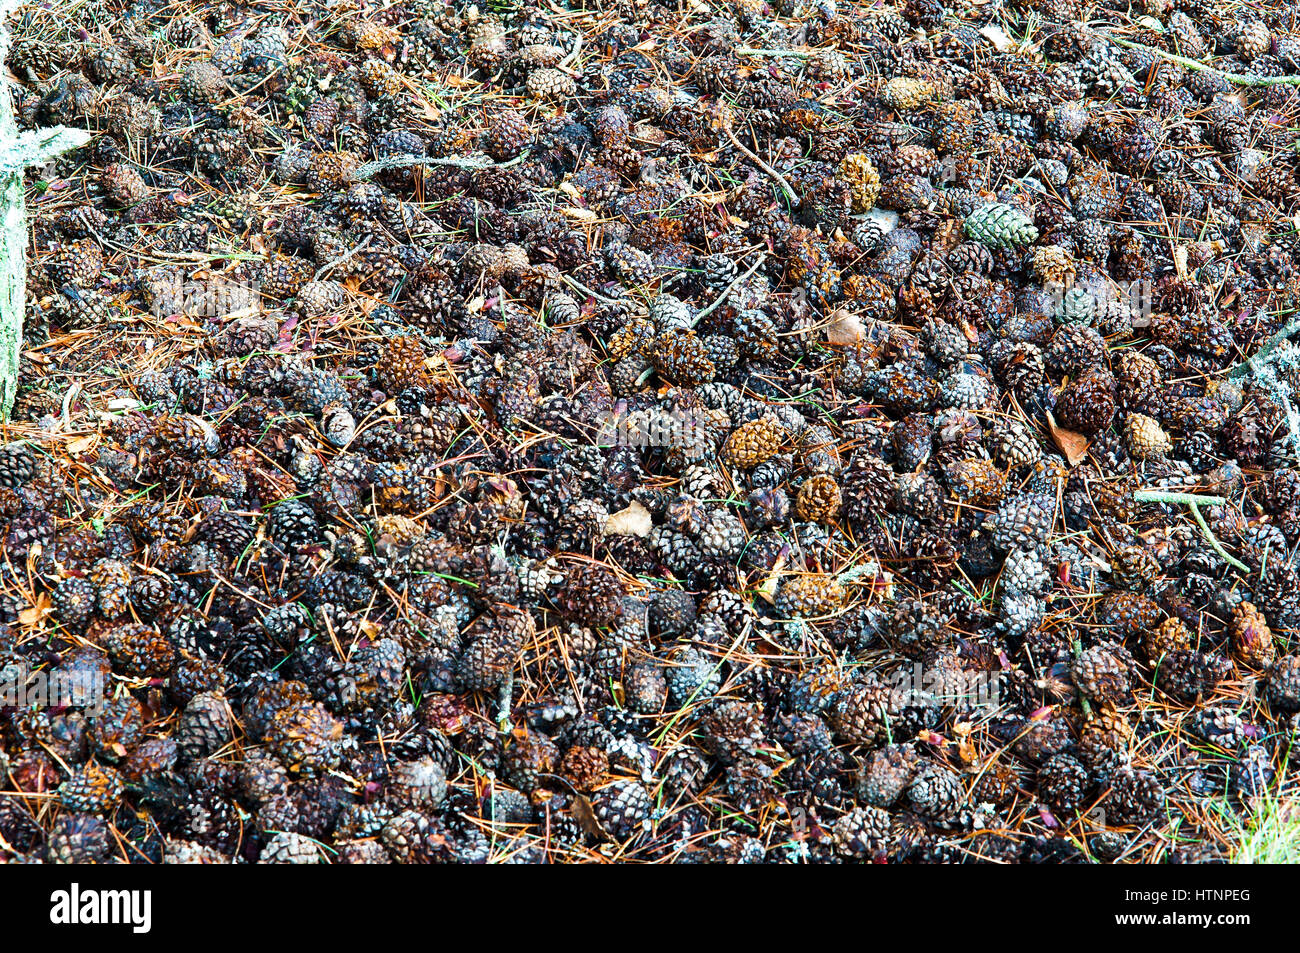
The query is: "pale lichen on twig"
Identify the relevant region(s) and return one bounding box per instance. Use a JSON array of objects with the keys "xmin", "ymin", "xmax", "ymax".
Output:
[
  {"xmin": 1226, "ymin": 311, "xmax": 1300, "ymax": 457},
  {"xmin": 690, "ymin": 252, "xmax": 767, "ymax": 326},
  {"xmin": 721, "ymin": 120, "xmax": 798, "ymax": 206},
  {"xmin": 1132, "ymin": 490, "xmax": 1251, "ymax": 573},
  {"xmin": 0, "ymin": 0, "xmax": 92, "ymax": 418},
  {"xmin": 353, "ymin": 151, "xmax": 527, "ymax": 181},
  {"xmin": 1104, "ymin": 33, "xmax": 1300, "ymax": 87}
]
